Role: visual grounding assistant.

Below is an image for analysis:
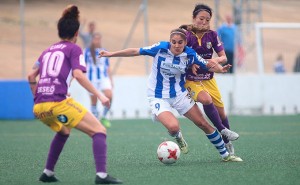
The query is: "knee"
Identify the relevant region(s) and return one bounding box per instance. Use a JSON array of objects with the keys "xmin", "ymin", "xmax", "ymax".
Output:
[
  {"xmin": 89, "ymin": 124, "xmax": 106, "ymax": 137},
  {"xmin": 197, "ymin": 94, "xmax": 212, "ymax": 105},
  {"xmin": 59, "ymin": 126, "xmax": 71, "ymax": 135},
  {"xmin": 200, "ymin": 98, "xmax": 212, "ymax": 105}
]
